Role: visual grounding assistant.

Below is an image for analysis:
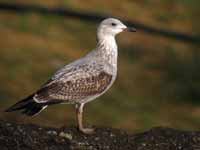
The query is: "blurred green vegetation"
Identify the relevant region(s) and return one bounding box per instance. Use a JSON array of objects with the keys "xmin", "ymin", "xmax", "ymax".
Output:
[{"xmin": 0, "ymin": 0, "xmax": 200, "ymax": 132}]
